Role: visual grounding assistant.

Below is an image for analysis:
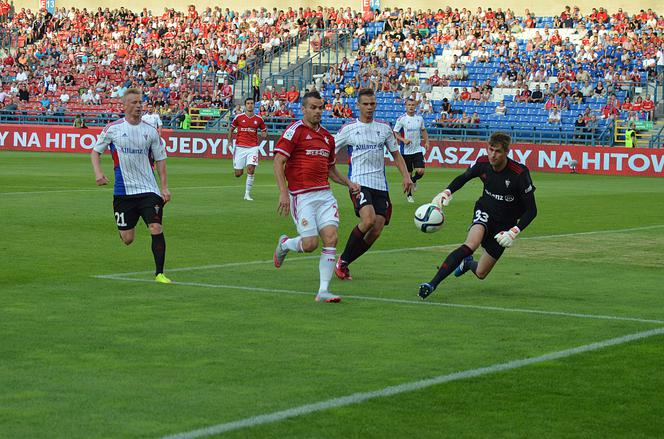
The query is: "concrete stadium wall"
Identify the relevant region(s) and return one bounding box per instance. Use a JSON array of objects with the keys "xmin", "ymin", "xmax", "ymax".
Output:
[{"xmin": 14, "ymin": 0, "xmax": 662, "ymax": 16}]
